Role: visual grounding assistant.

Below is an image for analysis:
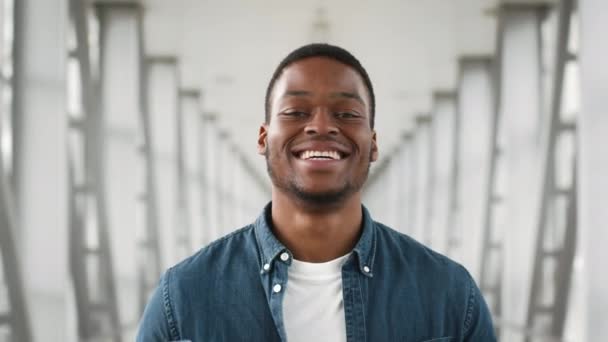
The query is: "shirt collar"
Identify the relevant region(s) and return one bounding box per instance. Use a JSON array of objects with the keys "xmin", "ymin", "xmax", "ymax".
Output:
[{"xmin": 253, "ymin": 202, "xmax": 377, "ymax": 277}]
